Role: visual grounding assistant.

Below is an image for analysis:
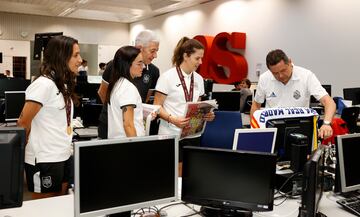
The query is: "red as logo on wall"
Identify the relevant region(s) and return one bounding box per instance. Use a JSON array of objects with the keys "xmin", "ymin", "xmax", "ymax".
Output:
[{"xmin": 194, "ymin": 32, "xmax": 248, "ymax": 84}]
